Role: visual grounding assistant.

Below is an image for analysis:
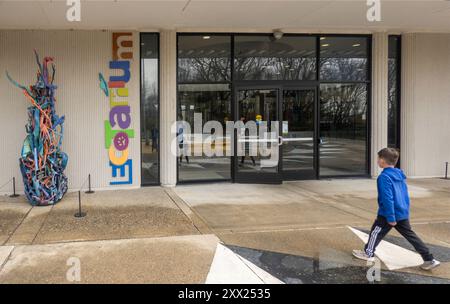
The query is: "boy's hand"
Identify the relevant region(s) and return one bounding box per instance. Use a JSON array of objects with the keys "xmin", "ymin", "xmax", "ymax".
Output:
[{"xmin": 389, "ymin": 222, "xmax": 397, "ymax": 226}]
